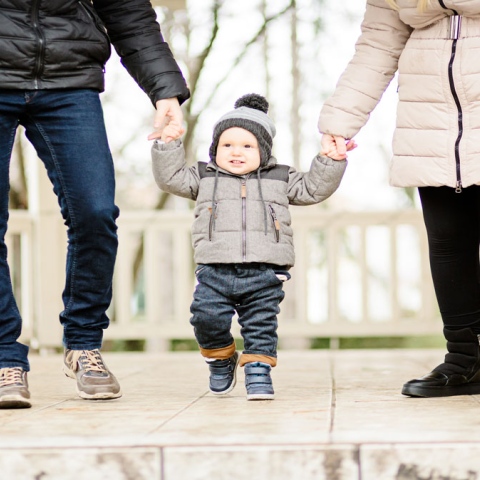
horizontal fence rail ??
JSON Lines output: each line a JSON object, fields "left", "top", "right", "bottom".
{"left": 7, "top": 207, "right": 439, "bottom": 349}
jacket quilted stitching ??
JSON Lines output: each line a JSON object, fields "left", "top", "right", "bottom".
{"left": 318, "top": 0, "right": 480, "bottom": 188}
{"left": 0, "top": 0, "right": 190, "bottom": 105}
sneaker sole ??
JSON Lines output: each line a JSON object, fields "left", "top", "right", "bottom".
{"left": 209, "top": 353, "right": 240, "bottom": 396}
{"left": 63, "top": 365, "right": 122, "bottom": 400}
{"left": 77, "top": 390, "right": 122, "bottom": 400}
{"left": 246, "top": 393, "right": 275, "bottom": 401}
{"left": 0, "top": 395, "right": 31, "bottom": 409}
{"left": 402, "top": 382, "right": 480, "bottom": 398}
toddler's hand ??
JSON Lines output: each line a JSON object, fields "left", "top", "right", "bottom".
{"left": 161, "top": 121, "right": 184, "bottom": 143}
{"left": 148, "top": 98, "right": 184, "bottom": 141}
{"left": 320, "top": 134, "right": 357, "bottom": 160}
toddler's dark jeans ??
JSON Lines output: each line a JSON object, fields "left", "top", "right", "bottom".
{"left": 190, "top": 263, "right": 290, "bottom": 361}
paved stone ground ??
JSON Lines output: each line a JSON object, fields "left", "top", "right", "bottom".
{"left": 1, "top": 350, "right": 480, "bottom": 479}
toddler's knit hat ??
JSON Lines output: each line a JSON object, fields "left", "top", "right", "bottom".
{"left": 209, "top": 93, "right": 276, "bottom": 166}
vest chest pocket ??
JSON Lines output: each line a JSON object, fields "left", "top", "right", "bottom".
{"left": 208, "top": 202, "right": 218, "bottom": 241}
{"left": 268, "top": 204, "right": 280, "bottom": 243}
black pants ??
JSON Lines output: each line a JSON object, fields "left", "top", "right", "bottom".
{"left": 419, "top": 186, "right": 480, "bottom": 330}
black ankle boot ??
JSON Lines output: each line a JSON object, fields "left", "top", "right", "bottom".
{"left": 402, "top": 327, "right": 480, "bottom": 397}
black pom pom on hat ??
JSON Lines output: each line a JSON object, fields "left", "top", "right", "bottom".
{"left": 234, "top": 93, "right": 269, "bottom": 114}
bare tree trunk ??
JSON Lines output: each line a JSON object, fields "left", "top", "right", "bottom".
{"left": 261, "top": 0, "right": 272, "bottom": 115}
{"left": 290, "top": 0, "right": 301, "bottom": 171}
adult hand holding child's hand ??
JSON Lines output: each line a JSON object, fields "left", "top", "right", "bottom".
{"left": 320, "top": 134, "right": 357, "bottom": 160}
{"left": 161, "top": 121, "right": 184, "bottom": 143}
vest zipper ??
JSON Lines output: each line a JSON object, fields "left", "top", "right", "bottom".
{"left": 440, "top": 3, "right": 463, "bottom": 192}
{"left": 241, "top": 179, "right": 247, "bottom": 262}
{"left": 31, "top": 0, "right": 46, "bottom": 89}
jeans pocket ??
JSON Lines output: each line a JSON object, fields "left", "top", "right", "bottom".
{"left": 271, "top": 269, "right": 291, "bottom": 283}
{"left": 78, "top": 1, "right": 111, "bottom": 58}
{"left": 195, "top": 264, "right": 207, "bottom": 277}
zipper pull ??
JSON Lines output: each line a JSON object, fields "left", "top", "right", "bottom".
{"left": 455, "top": 180, "right": 462, "bottom": 193}
{"left": 241, "top": 181, "right": 247, "bottom": 198}
{"left": 449, "top": 15, "right": 462, "bottom": 40}
{"left": 274, "top": 220, "right": 280, "bottom": 242}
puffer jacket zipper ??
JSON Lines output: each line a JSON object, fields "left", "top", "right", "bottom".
{"left": 241, "top": 179, "right": 247, "bottom": 262}
{"left": 440, "top": 2, "right": 463, "bottom": 192}
{"left": 31, "top": 0, "right": 46, "bottom": 89}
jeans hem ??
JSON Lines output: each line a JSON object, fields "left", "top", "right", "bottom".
{"left": 242, "top": 350, "right": 277, "bottom": 357}
{"left": 63, "top": 343, "right": 103, "bottom": 351}
{"left": 0, "top": 362, "right": 30, "bottom": 372}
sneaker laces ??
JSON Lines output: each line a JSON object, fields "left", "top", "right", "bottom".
{"left": 0, "top": 367, "right": 24, "bottom": 387}
{"left": 73, "top": 350, "right": 108, "bottom": 374}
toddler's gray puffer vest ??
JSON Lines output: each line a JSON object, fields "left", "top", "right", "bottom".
{"left": 152, "top": 140, "right": 347, "bottom": 267}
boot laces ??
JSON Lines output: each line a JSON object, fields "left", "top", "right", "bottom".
{"left": 74, "top": 350, "right": 107, "bottom": 373}
{"left": 0, "top": 367, "right": 24, "bottom": 387}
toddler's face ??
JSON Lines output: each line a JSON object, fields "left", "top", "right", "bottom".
{"left": 215, "top": 128, "right": 261, "bottom": 175}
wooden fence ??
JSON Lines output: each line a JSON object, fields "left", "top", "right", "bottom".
{"left": 8, "top": 207, "right": 439, "bottom": 349}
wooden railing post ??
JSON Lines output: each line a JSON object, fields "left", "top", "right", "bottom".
{"left": 28, "top": 158, "right": 66, "bottom": 349}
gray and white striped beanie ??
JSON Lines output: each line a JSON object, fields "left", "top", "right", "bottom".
{"left": 209, "top": 93, "right": 276, "bottom": 166}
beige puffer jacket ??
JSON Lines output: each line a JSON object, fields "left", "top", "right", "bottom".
{"left": 318, "top": 0, "right": 480, "bottom": 190}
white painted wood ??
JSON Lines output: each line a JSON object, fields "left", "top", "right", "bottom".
{"left": 6, "top": 207, "right": 440, "bottom": 347}
{"left": 28, "top": 159, "right": 65, "bottom": 347}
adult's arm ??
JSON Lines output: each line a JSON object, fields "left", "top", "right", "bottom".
{"left": 318, "top": 0, "right": 411, "bottom": 139}
{"left": 92, "top": 0, "right": 190, "bottom": 106}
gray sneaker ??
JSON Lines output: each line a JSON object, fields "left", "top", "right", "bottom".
{"left": 0, "top": 367, "right": 31, "bottom": 409}
{"left": 63, "top": 349, "right": 122, "bottom": 400}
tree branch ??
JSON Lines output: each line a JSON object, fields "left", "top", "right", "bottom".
{"left": 198, "top": 0, "right": 295, "bottom": 117}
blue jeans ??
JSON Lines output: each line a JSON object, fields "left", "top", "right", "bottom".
{"left": 0, "top": 89, "right": 119, "bottom": 370}
{"left": 190, "top": 264, "right": 289, "bottom": 358}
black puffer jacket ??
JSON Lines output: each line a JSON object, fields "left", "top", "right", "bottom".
{"left": 0, "top": 0, "right": 190, "bottom": 105}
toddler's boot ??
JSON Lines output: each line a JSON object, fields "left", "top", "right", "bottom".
{"left": 244, "top": 362, "right": 275, "bottom": 401}
{"left": 207, "top": 352, "right": 239, "bottom": 395}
